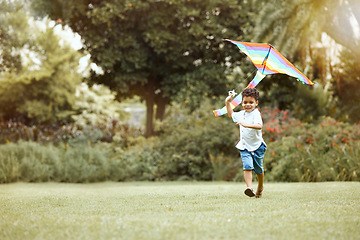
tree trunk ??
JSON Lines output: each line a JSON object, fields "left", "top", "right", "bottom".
{"left": 155, "top": 95, "right": 169, "bottom": 121}
{"left": 145, "top": 80, "right": 155, "bottom": 138}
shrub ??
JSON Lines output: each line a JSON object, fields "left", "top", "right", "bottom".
{"left": 0, "top": 107, "right": 359, "bottom": 183}
{"left": 152, "top": 103, "right": 239, "bottom": 180}
{"left": 0, "top": 119, "right": 143, "bottom": 147}
{"left": 0, "top": 141, "right": 112, "bottom": 183}
{"left": 0, "top": 141, "right": 61, "bottom": 183}
{"left": 60, "top": 144, "right": 111, "bottom": 183}
{"left": 264, "top": 117, "right": 360, "bottom": 182}
{"left": 111, "top": 142, "right": 162, "bottom": 181}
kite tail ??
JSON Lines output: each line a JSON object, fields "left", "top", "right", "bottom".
{"left": 213, "top": 94, "right": 242, "bottom": 116}
{"left": 213, "top": 71, "right": 266, "bottom": 116}
{"left": 246, "top": 71, "right": 266, "bottom": 88}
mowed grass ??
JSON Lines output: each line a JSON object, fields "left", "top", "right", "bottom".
{"left": 1, "top": 182, "right": 360, "bottom": 240}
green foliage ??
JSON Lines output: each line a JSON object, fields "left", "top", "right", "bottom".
{"left": 291, "top": 83, "right": 334, "bottom": 122}
{"left": 0, "top": 101, "right": 240, "bottom": 182}
{"left": 0, "top": 5, "right": 84, "bottom": 123}
{"left": 260, "top": 81, "right": 334, "bottom": 122}
{"left": 112, "top": 140, "right": 161, "bottom": 181}
{"left": 1, "top": 107, "right": 359, "bottom": 183}
{"left": 210, "top": 154, "right": 241, "bottom": 181}
{"left": 60, "top": 144, "right": 111, "bottom": 183}
{"left": 264, "top": 117, "right": 360, "bottom": 182}
{"left": 253, "top": 0, "right": 360, "bottom": 58}
{"left": 0, "top": 1, "right": 26, "bottom": 72}
{"left": 0, "top": 141, "right": 61, "bottom": 183}
{"left": 0, "top": 141, "right": 111, "bottom": 183}
{"left": 0, "top": 118, "right": 143, "bottom": 147}
{"left": 152, "top": 103, "right": 239, "bottom": 180}
{"left": 72, "top": 83, "right": 130, "bottom": 126}
{"left": 252, "top": 0, "right": 360, "bottom": 123}
{"left": 31, "top": 0, "right": 257, "bottom": 136}
{"left": 333, "top": 46, "right": 360, "bottom": 123}
{"left": 106, "top": 102, "right": 241, "bottom": 181}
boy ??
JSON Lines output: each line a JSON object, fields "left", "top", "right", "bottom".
{"left": 225, "top": 88, "right": 267, "bottom": 198}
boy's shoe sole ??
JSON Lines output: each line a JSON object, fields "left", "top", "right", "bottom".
{"left": 244, "top": 187, "right": 255, "bottom": 197}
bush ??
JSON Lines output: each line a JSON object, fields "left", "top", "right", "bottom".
{"left": 111, "top": 141, "right": 162, "bottom": 181}
{"left": 0, "top": 141, "right": 61, "bottom": 183}
{"left": 264, "top": 117, "right": 360, "bottom": 182}
{"left": 0, "top": 141, "right": 112, "bottom": 183}
{"left": 0, "top": 119, "right": 143, "bottom": 146}
{"left": 0, "top": 107, "right": 359, "bottom": 183}
{"left": 60, "top": 144, "right": 111, "bottom": 183}
{"left": 152, "top": 103, "right": 240, "bottom": 180}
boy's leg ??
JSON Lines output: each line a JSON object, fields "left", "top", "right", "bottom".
{"left": 255, "top": 172, "right": 264, "bottom": 198}
{"left": 244, "top": 170, "right": 255, "bottom": 197}
{"left": 244, "top": 170, "right": 253, "bottom": 188}
{"left": 240, "top": 150, "right": 253, "bottom": 188}
{"left": 253, "top": 143, "right": 266, "bottom": 198}
{"left": 240, "top": 150, "right": 256, "bottom": 197}
{"left": 256, "top": 172, "right": 264, "bottom": 191}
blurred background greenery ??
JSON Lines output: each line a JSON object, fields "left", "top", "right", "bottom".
{"left": 0, "top": 0, "right": 359, "bottom": 183}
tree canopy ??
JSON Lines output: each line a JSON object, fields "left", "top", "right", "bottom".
{"left": 253, "top": 0, "right": 360, "bottom": 58}
{"left": 31, "top": 0, "right": 257, "bottom": 136}
{"left": 253, "top": 0, "right": 360, "bottom": 122}
{"left": 0, "top": 2, "right": 84, "bottom": 123}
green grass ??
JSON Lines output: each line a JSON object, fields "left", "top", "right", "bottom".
{"left": 1, "top": 182, "right": 360, "bottom": 240}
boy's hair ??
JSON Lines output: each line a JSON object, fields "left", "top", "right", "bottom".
{"left": 241, "top": 88, "right": 259, "bottom": 101}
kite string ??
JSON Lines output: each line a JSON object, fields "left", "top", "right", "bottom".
{"left": 230, "top": 68, "right": 258, "bottom": 94}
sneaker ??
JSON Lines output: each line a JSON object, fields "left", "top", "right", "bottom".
{"left": 244, "top": 187, "right": 255, "bottom": 197}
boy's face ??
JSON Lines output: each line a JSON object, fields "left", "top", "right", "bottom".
{"left": 242, "top": 96, "right": 258, "bottom": 112}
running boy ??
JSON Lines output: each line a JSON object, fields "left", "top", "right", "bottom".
{"left": 225, "top": 88, "right": 267, "bottom": 198}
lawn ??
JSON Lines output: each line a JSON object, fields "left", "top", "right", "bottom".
{"left": 1, "top": 182, "right": 359, "bottom": 240}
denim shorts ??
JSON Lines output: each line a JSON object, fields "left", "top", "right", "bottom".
{"left": 239, "top": 142, "right": 267, "bottom": 174}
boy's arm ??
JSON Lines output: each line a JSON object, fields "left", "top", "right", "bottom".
{"left": 225, "top": 94, "right": 233, "bottom": 118}
{"left": 237, "top": 110, "right": 263, "bottom": 129}
{"left": 236, "top": 122, "right": 262, "bottom": 129}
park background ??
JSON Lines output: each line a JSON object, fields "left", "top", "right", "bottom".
{"left": 1, "top": 0, "right": 360, "bottom": 183}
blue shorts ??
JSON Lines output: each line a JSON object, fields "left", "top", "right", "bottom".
{"left": 239, "top": 142, "right": 267, "bottom": 174}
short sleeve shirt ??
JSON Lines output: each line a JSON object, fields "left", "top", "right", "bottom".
{"left": 232, "top": 109, "right": 266, "bottom": 151}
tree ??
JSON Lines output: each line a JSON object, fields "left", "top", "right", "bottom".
{"left": 31, "top": 0, "right": 256, "bottom": 137}
{"left": 249, "top": 0, "right": 360, "bottom": 121}
{"left": 0, "top": 1, "right": 26, "bottom": 72}
{"left": 253, "top": 0, "right": 360, "bottom": 59}
{"left": 0, "top": 1, "right": 84, "bottom": 123}
{"left": 332, "top": 45, "right": 360, "bottom": 122}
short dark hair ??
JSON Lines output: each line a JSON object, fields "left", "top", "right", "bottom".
{"left": 241, "top": 88, "right": 259, "bottom": 101}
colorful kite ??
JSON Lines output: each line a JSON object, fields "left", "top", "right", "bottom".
{"left": 213, "top": 39, "right": 314, "bottom": 117}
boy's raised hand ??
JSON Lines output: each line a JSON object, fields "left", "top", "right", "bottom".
{"left": 225, "top": 94, "right": 233, "bottom": 103}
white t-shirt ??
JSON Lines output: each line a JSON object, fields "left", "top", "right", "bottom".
{"left": 232, "top": 109, "right": 266, "bottom": 151}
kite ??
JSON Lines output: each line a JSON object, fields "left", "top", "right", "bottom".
{"left": 213, "top": 39, "right": 314, "bottom": 117}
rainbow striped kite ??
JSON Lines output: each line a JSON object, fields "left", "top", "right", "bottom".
{"left": 213, "top": 39, "right": 314, "bottom": 117}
